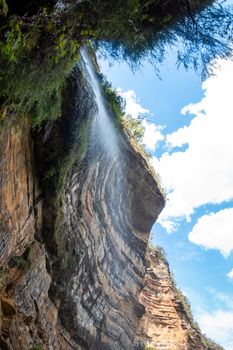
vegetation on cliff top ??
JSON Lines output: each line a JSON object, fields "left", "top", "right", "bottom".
{"left": 1, "top": 0, "right": 233, "bottom": 128}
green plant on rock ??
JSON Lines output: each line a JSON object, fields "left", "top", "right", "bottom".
{"left": 43, "top": 117, "right": 90, "bottom": 199}
{"left": 173, "top": 284, "right": 201, "bottom": 332}
{"left": 0, "top": 0, "right": 8, "bottom": 17}
{"left": 8, "top": 247, "right": 31, "bottom": 271}
{"left": 0, "top": 19, "right": 23, "bottom": 62}
{"left": 1, "top": 0, "right": 233, "bottom": 129}
{"left": 31, "top": 345, "right": 44, "bottom": 350}
{"left": 0, "top": 45, "right": 80, "bottom": 127}
{"left": 122, "top": 116, "right": 145, "bottom": 143}
{"left": 0, "top": 269, "right": 6, "bottom": 291}
{"left": 0, "top": 13, "right": 82, "bottom": 127}
{"left": 99, "top": 73, "right": 125, "bottom": 122}
{"left": 147, "top": 240, "right": 156, "bottom": 253}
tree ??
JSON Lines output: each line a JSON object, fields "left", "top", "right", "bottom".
{"left": 88, "top": 0, "right": 233, "bottom": 77}
{"left": 1, "top": 0, "right": 233, "bottom": 125}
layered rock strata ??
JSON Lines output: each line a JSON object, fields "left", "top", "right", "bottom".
{"left": 38, "top": 64, "right": 165, "bottom": 349}
{"left": 0, "top": 121, "right": 42, "bottom": 266}
{"left": 134, "top": 249, "right": 224, "bottom": 350}
{"left": 0, "top": 122, "right": 61, "bottom": 349}
{"left": 0, "top": 58, "right": 223, "bottom": 350}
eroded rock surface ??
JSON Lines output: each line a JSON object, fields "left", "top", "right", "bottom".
{"left": 52, "top": 146, "right": 164, "bottom": 350}
{"left": 4, "top": 242, "right": 59, "bottom": 350}
{"left": 0, "top": 59, "right": 223, "bottom": 350}
{"left": 0, "top": 122, "right": 42, "bottom": 266}
{"left": 134, "top": 249, "right": 224, "bottom": 350}
{"left": 44, "top": 78, "right": 165, "bottom": 349}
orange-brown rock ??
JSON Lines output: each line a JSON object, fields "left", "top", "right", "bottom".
{"left": 0, "top": 121, "right": 42, "bottom": 266}
{"left": 134, "top": 249, "right": 224, "bottom": 350}
{"left": 0, "top": 241, "right": 60, "bottom": 350}
{"left": 0, "top": 60, "right": 224, "bottom": 350}
{"left": 35, "top": 65, "right": 165, "bottom": 350}
{"left": 0, "top": 123, "right": 59, "bottom": 349}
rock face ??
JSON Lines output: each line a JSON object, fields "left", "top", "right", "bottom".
{"left": 39, "top": 64, "right": 165, "bottom": 349}
{"left": 0, "top": 122, "right": 59, "bottom": 349}
{"left": 51, "top": 140, "right": 164, "bottom": 350}
{"left": 0, "top": 121, "right": 42, "bottom": 267}
{"left": 134, "top": 249, "right": 223, "bottom": 350}
{"left": 0, "top": 57, "right": 224, "bottom": 350}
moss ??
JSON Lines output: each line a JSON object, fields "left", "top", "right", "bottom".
{"left": 0, "top": 13, "right": 82, "bottom": 127}
{"left": 0, "top": 269, "right": 6, "bottom": 291}
{"left": 0, "top": 0, "right": 8, "bottom": 16}
{"left": 8, "top": 247, "right": 31, "bottom": 271}
{"left": 98, "top": 73, "right": 125, "bottom": 122}
{"left": 44, "top": 117, "right": 90, "bottom": 198}
{"left": 147, "top": 241, "right": 156, "bottom": 253}
{"left": 171, "top": 280, "right": 202, "bottom": 334}
{"left": 30, "top": 346, "right": 44, "bottom": 350}
{"left": 122, "top": 117, "right": 145, "bottom": 143}
{"left": 0, "top": 46, "right": 80, "bottom": 127}
{"left": 202, "top": 337, "right": 224, "bottom": 350}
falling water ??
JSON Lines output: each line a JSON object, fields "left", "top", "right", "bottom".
{"left": 81, "top": 49, "right": 120, "bottom": 157}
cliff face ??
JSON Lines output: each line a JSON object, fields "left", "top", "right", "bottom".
{"left": 0, "top": 122, "right": 60, "bottom": 349}
{"left": 0, "top": 58, "right": 223, "bottom": 350}
{"left": 134, "top": 249, "right": 223, "bottom": 350}
{"left": 38, "top": 64, "right": 165, "bottom": 350}
{"left": 0, "top": 122, "right": 42, "bottom": 266}
{"left": 50, "top": 135, "right": 164, "bottom": 350}
{"left": 0, "top": 63, "right": 165, "bottom": 349}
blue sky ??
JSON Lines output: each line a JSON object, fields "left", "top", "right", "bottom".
{"left": 99, "top": 50, "right": 233, "bottom": 349}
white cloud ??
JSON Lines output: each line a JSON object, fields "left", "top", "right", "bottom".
{"left": 119, "top": 89, "right": 164, "bottom": 150}
{"left": 206, "top": 288, "right": 233, "bottom": 309}
{"left": 184, "top": 288, "right": 233, "bottom": 350}
{"left": 197, "top": 309, "right": 233, "bottom": 350}
{"left": 142, "top": 119, "right": 164, "bottom": 151}
{"left": 152, "top": 59, "right": 233, "bottom": 231}
{"left": 188, "top": 208, "right": 233, "bottom": 257}
{"left": 227, "top": 268, "right": 233, "bottom": 279}
{"left": 119, "top": 89, "right": 149, "bottom": 118}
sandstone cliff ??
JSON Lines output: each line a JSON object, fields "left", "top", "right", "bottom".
{"left": 34, "top": 61, "right": 165, "bottom": 350}
{"left": 134, "top": 248, "right": 224, "bottom": 350}
{"left": 0, "top": 57, "right": 223, "bottom": 350}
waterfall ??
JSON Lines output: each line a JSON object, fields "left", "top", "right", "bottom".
{"left": 81, "top": 49, "right": 120, "bottom": 157}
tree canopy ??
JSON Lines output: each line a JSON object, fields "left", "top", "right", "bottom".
{"left": 88, "top": 0, "right": 233, "bottom": 77}
{"left": 1, "top": 0, "right": 233, "bottom": 125}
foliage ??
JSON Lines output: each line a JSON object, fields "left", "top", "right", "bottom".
{"left": 43, "top": 118, "right": 90, "bottom": 198}
{"left": 122, "top": 117, "right": 145, "bottom": 143}
{"left": 147, "top": 240, "right": 156, "bottom": 252}
{"left": 0, "top": 0, "right": 8, "bottom": 16}
{"left": 0, "top": 12, "right": 80, "bottom": 127}
{"left": 98, "top": 76, "right": 165, "bottom": 194}
{"left": 98, "top": 72, "right": 146, "bottom": 141}
{"left": 1, "top": 0, "right": 233, "bottom": 128}
{"left": 8, "top": 246, "right": 31, "bottom": 271}
{"left": 30, "top": 345, "right": 44, "bottom": 350}
{"left": 154, "top": 245, "right": 167, "bottom": 258}
{"left": 99, "top": 73, "right": 125, "bottom": 121}
{"left": 93, "top": 0, "right": 233, "bottom": 78}
{"left": 0, "top": 269, "right": 6, "bottom": 291}
{"left": 147, "top": 243, "right": 168, "bottom": 266}
{"left": 174, "top": 286, "right": 201, "bottom": 331}
{"left": 202, "top": 336, "right": 225, "bottom": 350}
{"left": 0, "top": 20, "right": 80, "bottom": 127}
